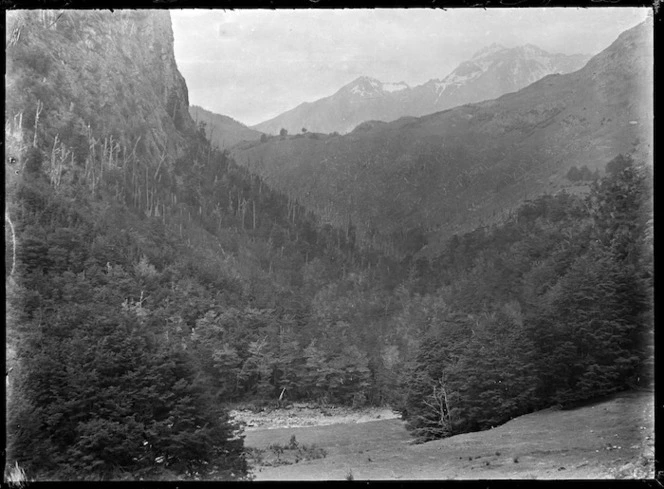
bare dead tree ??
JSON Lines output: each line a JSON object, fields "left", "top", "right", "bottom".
{"left": 33, "top": 100, "right": 43, "bottom": 148}
{"left": 6, "top": 18, "right": 23, "bottom": 48}
{"left": 415, "top": 374, "right": 453, "bottom": 440}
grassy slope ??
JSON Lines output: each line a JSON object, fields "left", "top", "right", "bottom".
{"left": 244, "top": 390, "right": 654, "bottom": 480}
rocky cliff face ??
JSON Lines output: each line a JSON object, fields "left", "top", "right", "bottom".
{"left": 6, "top": 10, "right": 195, "bottom": 183}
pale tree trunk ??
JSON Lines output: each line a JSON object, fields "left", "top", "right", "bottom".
{"left": 421, "top": 374, "right": 453, "bottom": 437}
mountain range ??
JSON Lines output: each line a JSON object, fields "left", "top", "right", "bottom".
{"left": 233, "top": 21, "right": 653, "bottom": 257}
{"left": 251, "top": 44, "right": 590, "bottom": 135}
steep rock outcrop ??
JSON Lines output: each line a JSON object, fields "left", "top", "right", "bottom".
{"left": 6, "top": 10, "right": 195, "bottom": 183}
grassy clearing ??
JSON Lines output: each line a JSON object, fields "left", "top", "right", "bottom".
{"left": 245, "top": 390, "right": 654, "bottom": 480}
{"left": 246, "top": 435, "right": 327, "bottom": 474}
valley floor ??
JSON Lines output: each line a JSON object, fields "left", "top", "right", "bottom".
{"left": 242, "top": 390, "right": 654, "bottom": 480}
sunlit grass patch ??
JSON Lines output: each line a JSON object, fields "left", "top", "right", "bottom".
{"left": 246, "top": 435, "right": 328, "bottom": 470}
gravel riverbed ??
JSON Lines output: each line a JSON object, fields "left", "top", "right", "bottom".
{"left": 230, "top": 403, "right": 400, "bottom": 431}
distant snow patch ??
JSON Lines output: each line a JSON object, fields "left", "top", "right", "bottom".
{"left": 383, "top": 82, "right": 410, "bottom": 93}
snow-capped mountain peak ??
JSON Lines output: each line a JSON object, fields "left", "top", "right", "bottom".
{"left": 346, "top": 76, "right": 383, "bottom": 97}
{"left": 252, "top": 44, "right": 590, "bottom": 135}
{"left": 345, "top": 76, "right": 410, "bottom": 97}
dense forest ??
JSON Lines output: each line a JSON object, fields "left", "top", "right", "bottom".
{"left": 5, "top": 10, "right": 653, "bottom": 481}
{"left": 398, "top": 154, "right": 653, "bottom": 440}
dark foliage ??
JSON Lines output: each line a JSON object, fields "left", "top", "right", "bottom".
{"left": 402, "top": 157, "right": 652, "bottom": 440}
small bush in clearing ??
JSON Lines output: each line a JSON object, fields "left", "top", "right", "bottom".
{"left": 246, "top": 438, "right": 327, "bottom": 470}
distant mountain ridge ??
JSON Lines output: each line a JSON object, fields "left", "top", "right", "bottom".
{"left": 234, "top": 21, "right": 652, "bottom": 257}
{"left": 251, "top": 44, "right": 590, "bottom": 135}
{"left": 190, "top": 105, "right": 263, "bottom": 149}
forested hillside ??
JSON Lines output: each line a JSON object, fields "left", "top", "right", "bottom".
{"left": 232, "top": 21, "right": 652, "bottom": 258}
{"left": 5, "top": 10, "right": 340, "bottom": 480}
{"left": 5, "top": 10, "right": 653, "bottom": 481}
{"left": 189, "top": 105, "right": 263, "bottom": 150}
{"left": 398, "top": 155, "right": 653, "bottom": 440}
{"left": 5, "top": 10, "right": 250, "bottom": 480}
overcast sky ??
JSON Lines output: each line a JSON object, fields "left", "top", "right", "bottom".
{"left": 171, "top": 8, "right": 649, "bottom": 127}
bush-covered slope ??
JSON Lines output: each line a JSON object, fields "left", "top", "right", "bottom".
{"left": 5, "top": 10, "right": 251, "bottom": 480}
{"left": 232, "top": 21, "right": 652, "bottom": 258}
{"left": 397, "top": 156, "right": 653, "bottom": 441}
{"left": 5, "top": 11, "right": 403, "bottom": 478}
{"left": 189, "top": 105, "right": 263, "bottom": 150}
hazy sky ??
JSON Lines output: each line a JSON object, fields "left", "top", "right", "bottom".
{"left": 171, "top": 8, "right": 649, "bottom": 126}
